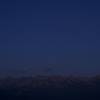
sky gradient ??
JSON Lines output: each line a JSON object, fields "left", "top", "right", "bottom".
{"left": 0, "top": 0, "right": 100, "bottom": 77}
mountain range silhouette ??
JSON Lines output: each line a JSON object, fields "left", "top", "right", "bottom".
{"left": 0, "top": 75, "right": 100, "bottom": 100}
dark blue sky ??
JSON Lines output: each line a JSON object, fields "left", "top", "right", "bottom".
{"left": 0, "top": 0, "right": 100, "bottom": 76}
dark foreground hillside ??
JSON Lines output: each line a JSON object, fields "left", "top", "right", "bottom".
{"left": 0, "top": 75, "right": 100, "bottom": 100}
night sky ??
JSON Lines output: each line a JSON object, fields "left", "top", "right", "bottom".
{"left": 0, "top": 0, "right": 100, "bottom": 77}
